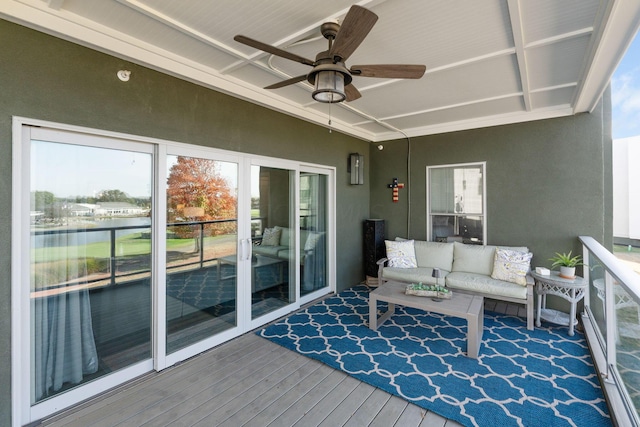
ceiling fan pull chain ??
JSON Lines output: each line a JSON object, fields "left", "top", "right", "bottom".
{"left": 328, "top": 102, "right": 333, "bottom": 133}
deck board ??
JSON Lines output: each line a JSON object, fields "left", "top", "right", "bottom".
{"left": 369, "top": 395, "right": 410, "bottom": 427}
{"left": 318, "top": 381, "right": 377, "bottom": 427}
{"left": 36, "top": 298, "right": 517, "bottom": 427}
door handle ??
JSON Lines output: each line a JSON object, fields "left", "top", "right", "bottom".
{"left": 245, "top": 238, "right": 252, "bottom": 261}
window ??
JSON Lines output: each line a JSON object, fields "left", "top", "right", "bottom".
{"left": 427, "top": 162, "right": 486, "bottom": 244}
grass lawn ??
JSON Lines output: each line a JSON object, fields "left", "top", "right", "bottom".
{"left": 32, "top": 232, "right": 235, "bottom": 262}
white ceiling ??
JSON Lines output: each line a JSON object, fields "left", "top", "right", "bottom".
{"left": 2, "top": 0, "right": 640, "bottom": 141}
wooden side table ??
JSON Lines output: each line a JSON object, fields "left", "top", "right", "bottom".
{"left": 531, "top": 271, "right": 587, "bottom": 336}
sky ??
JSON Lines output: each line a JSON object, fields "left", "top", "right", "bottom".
{"left": 30, "top": 140, "right": 248, "bottom": 199}
{"left": 612, "top": 31, "right": 640, "bottom": 139}
{"left": 31, "top": 140, "right": 153, "bottom": 198}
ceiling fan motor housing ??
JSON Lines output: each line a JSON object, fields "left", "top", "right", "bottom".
{"left": 320, "top": 22, "right": 340, "bottom": 40}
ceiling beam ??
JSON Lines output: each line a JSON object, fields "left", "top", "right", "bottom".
{"left": 506, "top": 0, "right": 531, "bottom": 111}
{"left": 573, "top": 0, "right": 640, "bottom": 113}
{"left": 116, "top": 0, "right": 249, "bottom": 59}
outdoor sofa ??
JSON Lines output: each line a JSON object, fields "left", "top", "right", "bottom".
{"left": 377, "top": 240, "right": 535, "bottom": 330}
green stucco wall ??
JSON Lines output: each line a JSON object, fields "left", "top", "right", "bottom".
{"left": 0, "top": 19, "right": 371, "bottom": 425}
{"left": 370, "top": 95, "right": 613, "bottom": 271}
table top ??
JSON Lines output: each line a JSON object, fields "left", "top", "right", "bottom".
{"left": 372, "top": 280, "right": 482, "bottom": 317}
{"left": 530, "top": 270, "right": 588, "bottom": 288}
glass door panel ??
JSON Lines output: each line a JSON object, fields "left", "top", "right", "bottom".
{"left": 250, "top": 165, "right": 296, "bottom": 319}
{"left": 165, "top": 155, "right": 239, "bottom": 353}
{"left": 30, "top": 140, "right": 152, "bottom": 404}
{"left": 300, "top": 173, "right": 328, "bottom": 296}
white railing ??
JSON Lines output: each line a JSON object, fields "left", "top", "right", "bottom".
{"left": 580, "top": 236, "right": 640, "bottom": 426}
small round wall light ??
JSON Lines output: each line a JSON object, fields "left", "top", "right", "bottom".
{"left": 377, "top": 144, "right": 384, "bottom": 151}
{"left": 117, "top": 70, "right": 131, "bottom": 82}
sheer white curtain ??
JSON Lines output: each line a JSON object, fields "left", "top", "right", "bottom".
{"left": 31, "top": 230, "right": 98, "bottom": 402}
{"left": 302, "top": 174, "right": 327, "bottom": 293}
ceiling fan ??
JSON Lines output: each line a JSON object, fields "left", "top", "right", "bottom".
{"left": 234, "top": 5, "right": 426, "bottom": 103}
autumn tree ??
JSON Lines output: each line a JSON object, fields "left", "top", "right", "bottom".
{"left": 166, "top": 157, "right": 237, "bottom": 233}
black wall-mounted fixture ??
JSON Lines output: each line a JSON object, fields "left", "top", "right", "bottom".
{"left": 348, "top": 153, "right": 364, "bottom": 185}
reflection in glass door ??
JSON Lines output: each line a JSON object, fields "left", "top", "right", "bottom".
{"left": 165, "top": 156, "right": 238, "bottom": 353}
{"left": 29, "top": 139, "right": 153, "bottom": 404}
{"left": 300, "top": 173, "right": 328, "bottom": 296}
{"left": 250, "top": 165, "right": 296, "bottom": 319}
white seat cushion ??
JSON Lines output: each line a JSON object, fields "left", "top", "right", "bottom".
{"left": 445, "top": 271, "right": 528, "bottom": 300}
{"left": 382, "top": 267, "right": 450, "bottom": 285}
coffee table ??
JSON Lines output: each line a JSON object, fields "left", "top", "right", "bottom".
{"left": 369, "top": 280, "right": 484, "bottom": 358}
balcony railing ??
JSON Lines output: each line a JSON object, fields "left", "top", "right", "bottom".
{"left": 580, "top": 235, "right": 640, "bottom": 426}
{"left": 31, "top": 218, "right": 239, "bottom": 291}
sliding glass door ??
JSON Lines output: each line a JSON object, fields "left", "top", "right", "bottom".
{"left": 250, "top": 164, "right": 296, "bottom": 319}
{"left": 14, "top": 120, "right": 335, "bottom": 424}
{"left": 165, "top": 154, "right": 239, "bottom": 354}
{"left": 26, "top": 129, "right": 154, "bottom": 411}
{"left": 300, "top": 171, "right": 329, "bottom": 297}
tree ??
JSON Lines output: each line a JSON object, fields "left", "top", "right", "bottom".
{"left": 166, "top": 157, "right": 237, "bottom": 230}
{"left": 31, "top": 191, "right": 55, "bottom": 211}
{"left": 96, "top": 189, "right": 133, "bottom": 203}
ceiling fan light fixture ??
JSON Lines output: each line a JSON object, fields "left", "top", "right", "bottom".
{"left": 313, "top": 70, "right": 345, "bottom": 103}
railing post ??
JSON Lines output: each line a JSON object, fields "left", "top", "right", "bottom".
{"left": 605, "top": 270, "right": 617, "bottom": 381}
{"left": 199, "top": 222, "right": 204, "bottom": 268}
{"left": 110, "top": 228, "right": 117, "bottom": 286}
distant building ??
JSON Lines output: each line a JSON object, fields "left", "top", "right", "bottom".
{"left": 95, "top": 202, "right": 146, "bottom": 217}
{"left": 64, "top": 202, "right": 146, "bottom": 217}
{"left": 613, "top": 135, "right": 640, "bottom": 246}
{"left": 66, "top": 203, "right": 97, "bottom": 216}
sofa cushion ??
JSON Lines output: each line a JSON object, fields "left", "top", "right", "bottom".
{"left": 445, "top": 271, "right": 528, "bottom": 299}
{"left": 452, "top": 242, "right": 529, "bottom": 275}
{"left": 385, "top": 240, "right": 417, "bottom": 268}
{"left": 273, "top": 226, "right": 293, "bottom": 247}
{"left": 491, "top": 248, "right": 533, "bottom": 286}
{"left": 261, "top": 227, "right": 282, "bottom": 246}
{"left": 382, "top": 267, "right": 450, "bottom": 285}
{"left": 413, "top": 241, "right": 454, "bottom": 271}
{"left": 451, "top": 242, "right": 496, "bottom": 275}
{"left": 253, "top": 245, "right": 286, "bottom": 258}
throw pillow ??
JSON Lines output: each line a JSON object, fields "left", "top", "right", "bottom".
{"left": 491, "top": 247, "right": 533, "bottom": 286}
{"left": 304, "top": 232, "right": 323, "bottom": 251}
{"left": 385, "top": 239, "right": 417, "bottom": 268}
{"left": 261, "top": 227, "right": 282, "bottom": 246}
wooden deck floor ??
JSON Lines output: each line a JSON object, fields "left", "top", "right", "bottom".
{"left": 35, "top": 299, "right": 524, "bottom": 427}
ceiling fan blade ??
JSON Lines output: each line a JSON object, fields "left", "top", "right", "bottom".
{"left": 234, "top": 35, "right": 315, "bottom": 66}
{"left": 345, "top": 84, "right": 362, "bottom": 102}
{"left": 264, "top": 74, "right": 309, "bottom": 89}
{"left": 330, "top": 5, "right": 378, "bottom": 62}
{"left": 350, "top": 64, "right": 426, "bottom": 79}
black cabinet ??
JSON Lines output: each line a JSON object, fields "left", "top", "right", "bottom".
{"left": 363, "top": 219, "right": 385, "bottom": 281}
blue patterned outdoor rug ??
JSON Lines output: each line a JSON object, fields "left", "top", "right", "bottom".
{"left": 258, "top": 286, "right": 611, "bottom": 427}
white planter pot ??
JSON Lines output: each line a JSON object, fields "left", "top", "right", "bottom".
{"left": 559, "top": 266, "right": 576, "bottom": 279}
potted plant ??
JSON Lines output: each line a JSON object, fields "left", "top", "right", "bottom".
{"left": 549, "top": 251, "right": 584, "bottom": 279}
